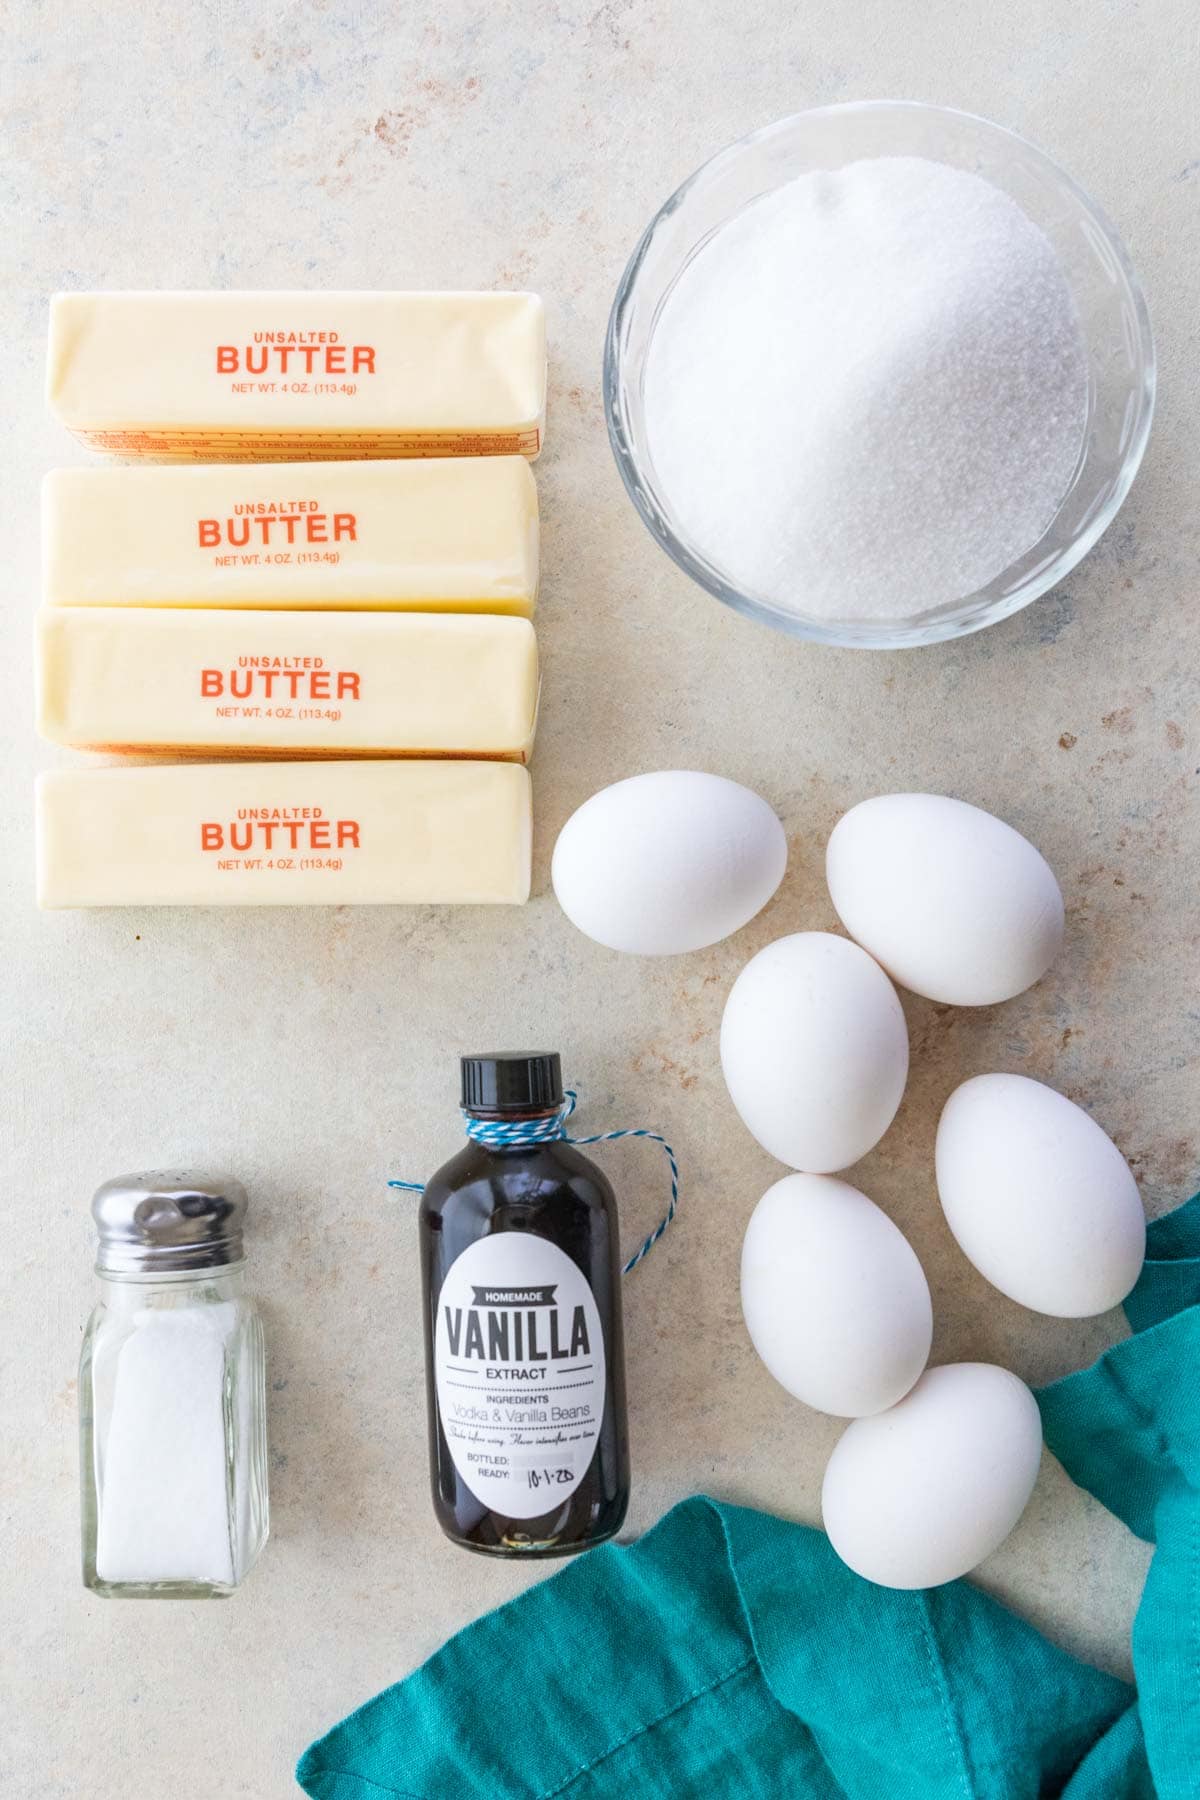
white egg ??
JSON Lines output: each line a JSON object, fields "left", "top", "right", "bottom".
{"left": 826, "top": 792, "right": 1064, "bottom": 1005}
{"left": 936, "top": 1073, "right": 1145, "bottom": 1317}
{"left": 551, "top": 771, "right": 787, "bottom": 956}
{"left": 821, "top": 1362, "right": 1043, "bottom": 1588}
{"left": 741, "top": 1173, "right": 932, "bottom": 1416}
{"left": 720, "top": 932, "right": 909, "bottom": 1173}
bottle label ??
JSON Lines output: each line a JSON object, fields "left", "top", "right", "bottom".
{"left": 434, "top": 1233, "right": 606, "bottom": 1520}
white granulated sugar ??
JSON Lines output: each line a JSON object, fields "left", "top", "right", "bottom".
{"left": 644, "top": 157, "right": 1088, "bottom": 622}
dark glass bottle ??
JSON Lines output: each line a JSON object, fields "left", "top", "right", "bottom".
{"left": 419, "top": 1052, "right": 630, "bottom": 1557}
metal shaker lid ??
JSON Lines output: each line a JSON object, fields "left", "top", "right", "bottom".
{"left": 91, "top": 1170, "right": 248, "bottom": 1275}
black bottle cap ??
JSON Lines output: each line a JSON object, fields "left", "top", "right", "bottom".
{"left": 461, "top": 1052, "right": 563, "bottom": 1115}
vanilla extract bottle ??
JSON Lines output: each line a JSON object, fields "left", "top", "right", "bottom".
{"left": 419, "top": 1053, "right": 630, "bottom": 1557}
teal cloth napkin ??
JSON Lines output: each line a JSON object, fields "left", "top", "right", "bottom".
{"left": 298, "top": 1194, "right": 1200, "bottom": 1799}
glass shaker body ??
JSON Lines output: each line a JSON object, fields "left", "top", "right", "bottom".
{"left": 80, "top": 1172, "right": 269, "bottom": 1598}
{"left": 80, "top": 1266, "right": 269, "bottom": 1597}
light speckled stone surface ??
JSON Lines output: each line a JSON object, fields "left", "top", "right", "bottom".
{"left": 3, "top": 3, "right": 1197, "bottom": 1793}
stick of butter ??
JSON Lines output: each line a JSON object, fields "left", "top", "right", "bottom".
{"left": 37, "top": 609, "right": 539, "bottom": 761}
{"left": 37, "top": 761, "right": 531, "bottom": 908}
{"left": 43, "top": 459, "right": 538, "bottom": 614}
{"left": 47, "top": 291, "right": 546, "bottom": 461}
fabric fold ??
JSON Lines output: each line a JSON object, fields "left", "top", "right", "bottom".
{"left": 1037, "top": 1193, "right": 1200, "bottom": 1798}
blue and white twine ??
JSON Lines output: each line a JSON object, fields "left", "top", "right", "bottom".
{"left": 389, "top": 1090, "right": 679, "bottom": 1275}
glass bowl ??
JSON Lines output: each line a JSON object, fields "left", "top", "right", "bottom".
{"left": 604, "top": 101, "right": 1155, "bottom": 649}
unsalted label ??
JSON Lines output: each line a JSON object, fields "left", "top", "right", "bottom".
{"left": 433, "top": 1234, "right": 605, "bottom": 1519}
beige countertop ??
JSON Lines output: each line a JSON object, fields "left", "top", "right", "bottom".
{"left": 3, "top": 3, "right": 1197, "bottom": 1793}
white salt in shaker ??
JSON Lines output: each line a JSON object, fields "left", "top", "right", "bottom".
{"left": 79, "top": 1170, "right": 269, "bottom": 1597}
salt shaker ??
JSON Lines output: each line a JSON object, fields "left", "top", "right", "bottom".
{"left": 79, "top": 1170, "right": 269, "bottom": 1597}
